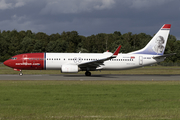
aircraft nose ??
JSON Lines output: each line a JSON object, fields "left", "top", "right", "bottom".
{"left": 3, "top": 60, "right": 8, "bottom": 66}
{"left": 3, "top": 60, "right": 11, "bottom": 67}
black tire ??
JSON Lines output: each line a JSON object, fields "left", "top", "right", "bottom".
{"left": 85, "top": 71, "right": 91, "bottom": 76}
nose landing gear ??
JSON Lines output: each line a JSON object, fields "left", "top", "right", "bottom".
{"left": 13, "top": 68, "right": 23, "bottom": 76}
{"left": 19, "top": 71, "right": 23, "bottom": 76}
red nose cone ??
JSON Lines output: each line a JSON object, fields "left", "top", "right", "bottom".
{"left": 3, "top": 60, "right": 11, "bottom": 67}
{"left": 3, "top": 60, "right": 8, "bottom": 66}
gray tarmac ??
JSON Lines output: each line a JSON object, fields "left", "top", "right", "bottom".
{"left": 0, "top": 74, "right": 180, "bottom": 80}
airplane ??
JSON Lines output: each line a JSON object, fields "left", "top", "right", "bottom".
{"left": 3, "top": 24, "right": 175, "bottom": 76}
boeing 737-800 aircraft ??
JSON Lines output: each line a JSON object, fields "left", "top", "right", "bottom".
{"left": 3, "top": 24, "right": 174, "bottom": 76}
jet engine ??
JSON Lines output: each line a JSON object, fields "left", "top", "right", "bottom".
{"left": 61, "top": 64, "right": 79, "bottom": 73}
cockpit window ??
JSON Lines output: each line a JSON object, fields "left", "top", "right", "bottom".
{"left": 10, "top": 57, "right": 17, "bottom": 60}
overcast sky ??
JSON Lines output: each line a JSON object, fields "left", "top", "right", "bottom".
{"left": 0, "top": 0, "right": 179, "bottom": 39}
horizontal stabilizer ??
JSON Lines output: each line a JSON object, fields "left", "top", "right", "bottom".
{"left": 153, "top": 53, "right": 176, "bottom": 59}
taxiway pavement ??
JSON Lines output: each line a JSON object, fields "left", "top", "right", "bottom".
{"left": 0, "top": 74, "right": 180, "bottom": 80}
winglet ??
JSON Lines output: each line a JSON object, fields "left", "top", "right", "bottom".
{"left": 112, "top": 45, "right": 121, "bottom": 57}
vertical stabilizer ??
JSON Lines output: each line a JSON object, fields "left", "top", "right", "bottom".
{"left": 128, "top": 24, "right": 171, "bottom": 55}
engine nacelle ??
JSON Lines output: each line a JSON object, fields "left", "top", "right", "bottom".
{"left": 61, "top": 64, "right": 79, "bottom": 73}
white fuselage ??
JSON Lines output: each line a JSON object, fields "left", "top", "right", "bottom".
{"left": 45, "top": 52, "right": 164, "bottom": 70}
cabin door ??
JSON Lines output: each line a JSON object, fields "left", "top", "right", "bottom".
{"left": 23, "top": 54, "right": 27, "bottom": 65}
{"left": 139, "top": 56, "right": 143, "bottom": 65}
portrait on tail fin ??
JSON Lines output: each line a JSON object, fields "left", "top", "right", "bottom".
{"left": 152, "top": 36, "right": 165, "bottom": 54}
{"left": 128, "top": 24, "right": 171, "bottom": 55}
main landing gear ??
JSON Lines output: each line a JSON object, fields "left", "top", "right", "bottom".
{"left": 85, "top": 71, "right": 91, "bottom": 76}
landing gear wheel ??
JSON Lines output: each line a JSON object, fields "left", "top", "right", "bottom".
{"left": 19, "top": 72, "right": 23, "bottom": 76}
{"left": 85, "top": 71, "right": 91, "bottom": 76}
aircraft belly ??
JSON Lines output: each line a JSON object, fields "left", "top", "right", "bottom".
{"left": 101, "top": 61, "right": 138, "bottom": 70}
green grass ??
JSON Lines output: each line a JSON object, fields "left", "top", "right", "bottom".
{"left": 1, "top": 81, "right": 180, "bottom": 120}
{"left": 1, "top": 64, "right": 180, "bottom": 75}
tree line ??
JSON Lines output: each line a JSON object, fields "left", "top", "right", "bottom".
{"left": 0, "top": 30, "right": 179, "bottom": 65}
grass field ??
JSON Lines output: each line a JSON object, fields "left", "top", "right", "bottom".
{"left": 1, "top": 64, "right": 180, "bottom": 120}
{"left": 1, "top": 81, "right": 180, "bottom": 120}
{"left": 1, "top": 64, "right": 180, "bottom": 75}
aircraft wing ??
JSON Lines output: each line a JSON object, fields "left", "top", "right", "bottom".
{"left": 78, "top": 46, "right": 121, "bottom": 68}
{"left": 153, "top": 53, "right": 176, "bottom": 59}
